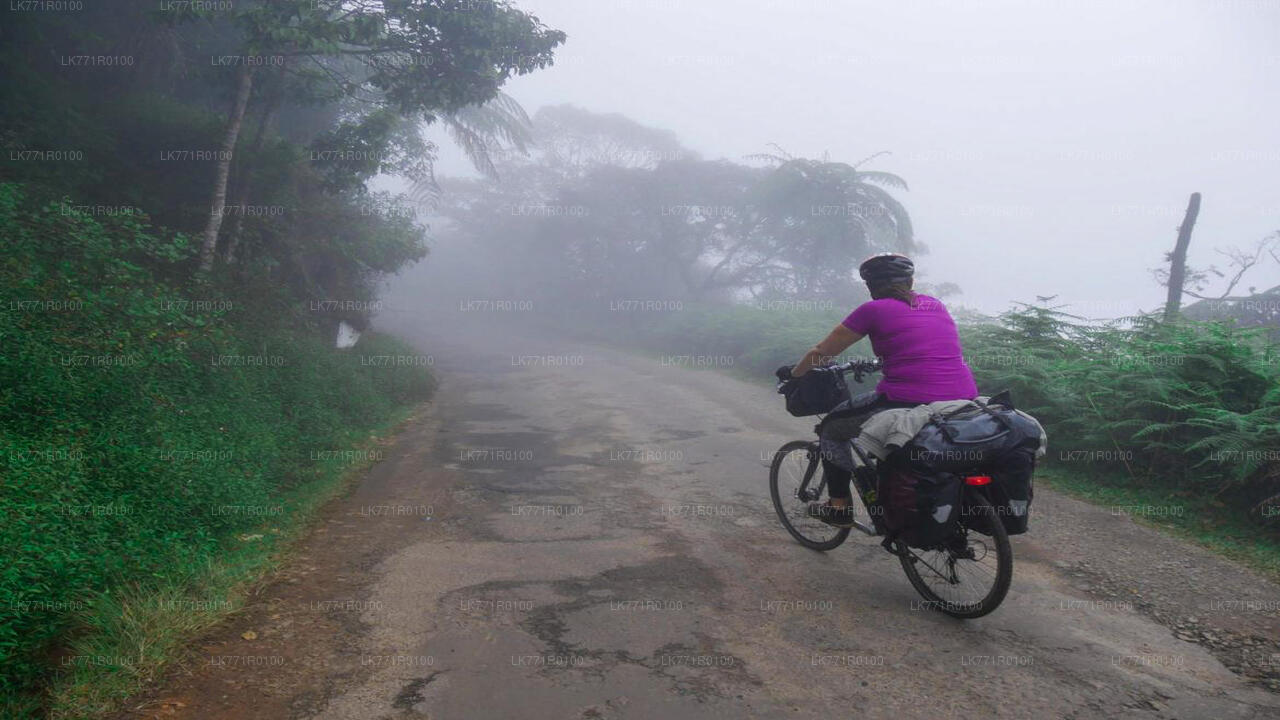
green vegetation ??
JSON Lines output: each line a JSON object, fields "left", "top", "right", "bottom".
{"left": 37, "top": 404, "right": 413, "bottom": 720}
{"left": 963, "top": 306, "right": 1280, "bottom": 512}
{"left": 0, "top": 183, "right": 434, "bottom": 711}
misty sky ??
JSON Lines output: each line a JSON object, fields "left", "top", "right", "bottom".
{"left": 425, "top": 0, "right": 1280, "bottom": 318}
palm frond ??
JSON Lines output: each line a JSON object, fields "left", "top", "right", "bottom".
{"left": 856, "top": 170, "right": 910, "bottom": 191}
{"left": 442, "top": 91, "right": 535, "bottom": 180}
{"left": 854, "top": 183, "right": 914, "bottom": 246}
{"left": 851, "top": 150, "right": 892, "bottom": 169}
{"left": 744, "top": 143, "right": 796, "bottom": 166}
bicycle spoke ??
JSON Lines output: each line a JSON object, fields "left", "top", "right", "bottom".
{"left": 908, "top": 528, "right": 1003, "bottom": 609}
{"left": 909, "top": 553, "right": 947, "bottom": 582}
{"left": 770, "top": 443, "right": 850, "bottom": 550}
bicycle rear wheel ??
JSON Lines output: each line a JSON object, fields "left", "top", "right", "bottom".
{"left": 898, "top": 493, "right": 1012, "bottom": 618}
{"left": 769, "top": 440, "right": 851, "bottom": 551}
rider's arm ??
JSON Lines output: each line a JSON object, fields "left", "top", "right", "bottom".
{"left": 791, "top": 324, "right": 863, "bottom": 376}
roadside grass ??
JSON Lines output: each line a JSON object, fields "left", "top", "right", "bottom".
{"left": 1037, "top": 468, "right": 1280, "bottom": 583}
{"left": 39, "top": 404, "right": 422, "bottom": 720}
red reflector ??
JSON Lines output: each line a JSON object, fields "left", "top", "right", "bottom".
{"left": 964, "top": 475, "right": 993, "bottom": 486}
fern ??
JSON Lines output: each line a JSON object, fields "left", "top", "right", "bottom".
{"left": 962, "top": 308, "right": 1280, "bottom": 515}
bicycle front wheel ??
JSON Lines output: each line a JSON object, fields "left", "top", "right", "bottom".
{"left": 769, "top": 440, "right": 851, "bottom": 551}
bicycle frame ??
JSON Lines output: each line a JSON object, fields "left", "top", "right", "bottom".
{"left": 792, "top": 437, "right": 881, "bottom": 538}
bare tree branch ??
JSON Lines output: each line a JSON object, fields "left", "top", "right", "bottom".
{"left": 1173, "top": 234, "right": 1279, "bottom": 302}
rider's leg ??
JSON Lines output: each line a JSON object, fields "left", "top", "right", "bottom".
{"left": 807, "top": 392, "right": 887, "bottom": 524}
{"left": 821, "top": 459, "right": 854, "bottom": 508}
{"left": 817, "top": 391, "right": 886, "bottom": 497}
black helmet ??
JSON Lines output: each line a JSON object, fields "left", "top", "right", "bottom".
{"left": 858, "top": 253, "right": 914, "bottom": 287}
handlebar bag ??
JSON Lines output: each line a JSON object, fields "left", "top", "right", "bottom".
{"left": 778, "top": 368, "right": 848, "bottom": 417}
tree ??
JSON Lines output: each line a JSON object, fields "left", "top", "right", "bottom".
{"left": 200, "top": 63, "right": 254, "bottom": 270}
{"left": 529, "top": 161, "right": 761, "bottom": 306}
{"left": 404, "top": 91, "right": 538, "bottom": 209}
{"left": 1157, "top": 232, "right": 1279, "bottom": 303}
{"left": 435, "top": 129, "right": 922, "bottom": 309}
{"left": 188, "top": 0, "right": 565, "bottom": 270}
{"left": 1159, "top": 192, "right": 1201, "bottom": 321}
{"left": 1154, "top": 197, "right": 1280, "bottom": 318}
{"left": 747, "top": 148, "right": 915, "bottom": 300}
{"left": 430, "top": 105, "right": 704, "bottom": 308}
{"left": 532, "top": 104, "right": 694, "bottom": 173}
{"left": 442, "top": 92, "right": 536, "bottom": 179}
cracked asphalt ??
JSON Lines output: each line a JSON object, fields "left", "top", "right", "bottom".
{"left": 119, "top": 318, "right": 1280, "bottom": 720}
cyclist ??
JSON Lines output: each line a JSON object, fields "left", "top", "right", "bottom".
{"left": 786, "top": 253, "right": 978, "bottom": 528}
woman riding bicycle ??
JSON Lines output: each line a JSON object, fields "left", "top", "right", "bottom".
{"left": 787, "top": 253, "right": 978, "bottom": 528}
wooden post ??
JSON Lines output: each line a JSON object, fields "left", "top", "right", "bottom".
{"left": 1163, "top": 192, "right": 1201, "bottom": 322}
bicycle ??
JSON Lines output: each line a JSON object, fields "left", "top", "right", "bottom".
{"left": 769, "top": 359, "right": 1013, "bottom": 619}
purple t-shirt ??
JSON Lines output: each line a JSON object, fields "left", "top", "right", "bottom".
{"left": 841, "top": 295, "right": 978, "bottom": 403}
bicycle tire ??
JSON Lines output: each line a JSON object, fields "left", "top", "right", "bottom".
{"left": 898, "top": 493, "right": 1012, "bottom": 619}
{"left": 769, "top": 440, "right": 851, "bottom": 551}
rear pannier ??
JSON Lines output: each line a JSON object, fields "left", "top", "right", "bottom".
{"left": 883, "top": 398, "right": 1041, "bottom": 540}
{"left": 878, "top": 464, "right": 961, "bottom": 549}
{"left": 981, "top": 445, "right": 1036, "bottom": 535}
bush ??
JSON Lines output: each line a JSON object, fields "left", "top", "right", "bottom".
{"left": 0, "top": 183, "right": 433, "bottom": 695}
{"left": 962, "top": 307, "right": 1280, "bottom": 508}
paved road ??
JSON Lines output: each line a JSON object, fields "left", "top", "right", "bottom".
{"left": 123, "top": 318, "right": 1280, "bottom": 720}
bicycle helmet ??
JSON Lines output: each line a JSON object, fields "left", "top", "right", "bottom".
{"left": 858, "top": 252, "right": 914, "bottom": 287}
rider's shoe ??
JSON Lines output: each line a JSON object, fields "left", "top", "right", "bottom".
{"left": 805, "top": 502, "right": 856, "bottom": 528}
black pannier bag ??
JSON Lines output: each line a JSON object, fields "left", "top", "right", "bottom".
{"left": 985, "top": 445, "right": 1035, "bottom": 535}
{"left": 778, "top": 367, "right": 849, "bottom": 417}
{"left": 877, "top": 462, "right": 961, "bottom": 549}
{"left": 887, "top": 398, "right": 1041, "bottom": 538}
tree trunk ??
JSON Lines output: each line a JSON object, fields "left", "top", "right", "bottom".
{"left": 224, "top": 71, "right": 284, "bottom": 267}
{"left": 198, "top": 64, "right": 253, "bottom": 272}
{"left": 1162, "top": 192, "right": 1202, "bottom": 321}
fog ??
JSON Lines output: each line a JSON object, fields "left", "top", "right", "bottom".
{"left": 417, "top": 0, "right": 1280, "bottom": 318}
{"left": 10, "top": 1, "right": 1280, "bottom": 710}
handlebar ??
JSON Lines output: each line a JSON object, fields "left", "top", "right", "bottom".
{"left": 827, "top": 358, "right": 881, "bottom": 374}
{"left": 826, "top": 358, "right": 882, "bottom": 384}
{"left": 776, "top": 357, "right": 882, "bottom": 386}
